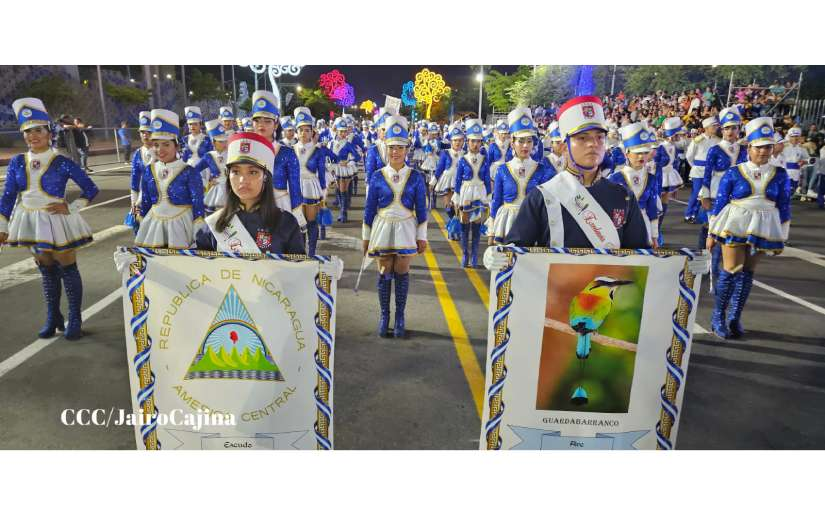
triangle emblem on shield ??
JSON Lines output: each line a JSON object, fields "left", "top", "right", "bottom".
{"left": 184, "top": 285, "right": 284, "bottom": 381}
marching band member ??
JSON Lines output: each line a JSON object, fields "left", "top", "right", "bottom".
{"left": 707, "top": 117, "right": 790, "bottom": 339}
{"left": 196, "top": 132, "right": 305, "bottom": 254}
{"left": 769, "top": 132, "right": 786, "bottom": 168}
{"left": 329, "top": 117, "right": 361, "bottom": 223}
{"left": 486, "top": 119, "right": 510, "bottom": 176}
{"left": 362, "top": 115, "right": 428, "bottom": 338}
{"left": 606, "top": 126, "right": 625, "bottom": 169}
{"left": 454, "top": 119, "right": 492, "bottom": 267}
{"left": 180, "top": 106, "right": 213, "bottom": 169}
{"left": 433, "top": 123, "right": 465, "bottom": 240}
{"left": 501, "top": 96, "right": 649, "bottom": 249}
{"left": 293, "top": 107, "right": 328, "bottom": 256}
{"left": 197, "top": 119, "right": 229, "bottom": 213}
{"left": 135, "top": 109, "right": 205, "bottom": 250}
{"left": 0, "top": 97, "right": 99, "bottom": 340}
{"left": 361, "top": 120, "right": 375, "bottom": 147}
{"left": 701, "top": 107, "right": 747, "bottom": 283}
{"left": 545, "top": 121, "right": 565, "bottom": 171}
{"left": 316, "top": 119, "right": 332, "bottom": 145}
{"left": 609, "top": 122, "right": 660, "bottom": 247}
{"left": 344, "top": 116, "right": 363, "bottom": 198}
{"left": 280, "top": 116, "right": 297, "bottom": 147}
{"left": 781, "top": 126, "right": 809, "bottom": 197}
{"left": 489, "top": 107, "right": 555, "bottom": 244}
{"left": 250, "top": 90, "right": 305, "bottom": 231}
{"left": 654, "top": 117, "right": 686, "bottom": 244}
{"left": 365, "top": 108, "right": 391, "bottom": 186}
{"left": 127, "top": 111, "right": 156, "bottom": 230}
{"left": 684, "top": 115, "right": 720, "bottom": 222}
{"left": 421, "top": 122, "right": 442, "bottom": 207}
{"left": 219, "top": 106, "right": 237, "bottom": 136}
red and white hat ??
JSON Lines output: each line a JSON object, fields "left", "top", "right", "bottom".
{"left": 557, "top": 95, "right": 607, "bottom": 140}
{"left": 226, "top": 132, "right": 275, "bottom": 174}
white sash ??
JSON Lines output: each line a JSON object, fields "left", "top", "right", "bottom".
{"left": 205, "top": 211, "right": 260, "bottom": 253}
{"left": 539, "top": 172, "right": 621, "bottom": 249}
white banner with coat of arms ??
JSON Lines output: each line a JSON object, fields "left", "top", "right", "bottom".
{"left": 118, "top": 248, "right": 338, "bottom": 450}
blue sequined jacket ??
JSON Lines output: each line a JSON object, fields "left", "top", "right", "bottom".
{"left": 1, "top": 153, "right": 99, "bottom": 227}
{"left": 712, "top": 164, "right": 791, "bottom": 223}
{"left": 180, "top": 134, "right": 213, "bottom": 163}
{"left": 363, "top": 167, "right": 428, "bottom": 231}
{"left": 139, "top": 160, "right": 205, "bottom": 222}
{"left": 454, "top": 153, "right": 492, "bottom": 197}
{"left": 608, "top": 167, "right": 660, "bottom": 224}
{"left": 272, "top": 144, "right": 304, "bottom": 211}
{"left": 130, "top": 147, "right": 153, "bottom": 193}
{"left": 491, "top": 159, "right": 555, "bottom": 218}
{"left": 702, "top": 142, "right": 747, "bottom": 196}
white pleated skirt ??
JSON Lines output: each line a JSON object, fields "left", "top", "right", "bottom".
{"left": 709, "top": 197, "right": 785, "bottom": 254}
{"left": 661, "top": 167, "right": 684, "bottom": 190}
{"left": 6, "top": 206, "right": 93, "bottom": 252}
{"left": 434, "top": 170, "right": 456, "bottom": 195}
{"left": 135, "top": 204, "right": 195, "bottom": 249}
{"left": 204, "top": 181, "right": 228, "bottom": 212}
{"left": 491, "top": 203, "right": 521, "bottom": 243}
{"left": 301, "top": 176, "right": 324, "bottom": 205}
{"left": 368, "top": 215, "right": 418, "bottom": 257}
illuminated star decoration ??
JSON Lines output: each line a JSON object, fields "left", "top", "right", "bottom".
{"left": 413, "top": 68, "right": 450, "bottom": 119}
{"left": 401, "top": 81, "right": 416, "bottom": 107}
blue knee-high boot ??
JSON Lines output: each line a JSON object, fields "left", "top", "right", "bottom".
{"left": 711, "top": 270, "right": 737, "bottom": 339}
{"left": 711, "top": 244, "right": 721, "bottom": 292}
{"left": 471, "top": 222, "right": 481, "bottom": 268}
{"left": 350, "top": 176, "right": 357, "bottom": 197}
{"left": 727, "top": 270, "right": 754, "bottom": 339}
{"left": 460, "top": 223, "right": 470, "bottom": 267}
{"left": 61, "top": 263, "right": 84, "bottom": 340}
{"left": 307, "top": 221, "right": 319, "bottom": 256}
{"left": 336, "top": 190, "right": 345, "bottom": 222}
{"left": 37, "top": 264, "right": 64, "bottom": 338}
{"left": 658, "top": 203, "right": 668, "bottom": 247}
{"left": 344, "top": 189, "right": 351, "bottom": 222}
{"left": 697, "top": 224, "right": 708, "bottom": 252}
{"left": 394, "top": 272, "right": 409, "bottom": 338}
{"left": 377, "top": 272, "right": 392, "bottom": 337}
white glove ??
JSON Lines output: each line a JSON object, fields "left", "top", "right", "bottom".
{"left": 113, "top": 248, "right": 137, "bottom": 274}
{"left": 319, "top": 256, "right": 344, "bottom": 280}
{"left": 130, "top": 190, "right": 139, "bottom": 206}
{"left": 67, "top": 198, "right": 89, "bottom": 214}
{"left": 687, "top": 252, "right": 711, "bottom": 276}
{"left": 483, "top": 245, "right": 512, "bottom": 271}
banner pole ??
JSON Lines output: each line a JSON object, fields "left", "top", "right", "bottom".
{"left": 128, "top": 253, "right": 160, "bottom": 450}
{"left": 315, "top": 269, "right": 334, "bottom": 450}
{"left": 485, "top": 252, "right": 515, "bottom": 450}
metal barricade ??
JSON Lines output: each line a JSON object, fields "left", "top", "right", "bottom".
{"left": 1, "top": 126, "right": 142, "bottom": 168}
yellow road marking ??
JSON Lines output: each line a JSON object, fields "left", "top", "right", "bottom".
{"left": 421, "top": 239, "right": 485, "bottom": 420}
{"left": 430, "top": 210, "right": 491, "bottom": 310}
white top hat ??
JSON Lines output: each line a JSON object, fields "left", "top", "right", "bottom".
{"left": 787, "top": 127, "right": 802, "bottom": 137}
{"left": 507, "top": 107, "right": 536, "bottom": 138}
{"left": 557, "top": 95, "right": 607, "bottom": 140}
{"left": 227, "top": 132, "right": 275, "bottom": 174}
{"left": 619, "top": 122, "right": 653, "bottom": 154}
{"left": 663, "top": 117, "right": 684, "bottom": 137}
{"left": 149, "top": 109, "right": 180, "bottom": 140}
{"left": 745, "top": 117, "right": 775, "bottom": 147}
{"left": 702, "top": 115, "right": 719, "bottom": 128}
{"left": 12, "top": 97, "right": 50, "bottom": 131}
{"left": 384, "top": 115, "right": 410, "bottom": 146}
{"left": 205, "top": 119, "right": 228, "bottom": 141}
{"left": 250, "top": 90, "right": 280, "bottom": 119}
{"left": 219, "top": 106, "right": 234, "bottom": 121}
{"left": 294, "top": 107, "right": 314, "bottom": 128}
{"left": 464, "top": 118, "right": 484, "bottom": 139}
{"left": 138, "top": 110, "right": 151, "bottom": 131}
{"left": 184, "top": 106, "right": 203, "bottom": 122}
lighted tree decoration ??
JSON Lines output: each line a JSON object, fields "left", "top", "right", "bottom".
{"left": 319, "top": 69, "right": 346, "bottom": 98}
{"left": 360, "top": 99, "right": 376, "bottom": 114}
{"left": 401, "top": 81, "right": 416, "bottom": 107}
{"left": 331, "top": 83, "right": 356, "bottom": 107}
{"left": 413, "top": 68, "right": 450, "bottom": 119}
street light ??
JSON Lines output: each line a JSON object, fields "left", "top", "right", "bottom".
{"left": 476, "top": 66, "right": 484, "bottom": 120}
{"left": 153, "top": 74, "right": 158, "bottom": 79}
{"left": 130, "top": 78, "right": 135, "bottom": 83}
{"left": 189, "top": 91, "right": 193, "bottom": 96}
{"left": 296, "top": 84, "right": 302, "bottom": 92}
{"left": 165, "top": 73, "right": 172, "bottom": 79}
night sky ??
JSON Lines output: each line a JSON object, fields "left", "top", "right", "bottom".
{"left": 92, "top": 65, "right": 521, "bottom": 104}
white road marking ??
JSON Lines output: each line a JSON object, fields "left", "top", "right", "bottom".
{"left": 754, "top": 279, "right": 825, "bottom": 316}
{"left": 0, "top": 225, "right": 130, "bottom": 291}
{"left": 0, "top": 289, "right": 121, "bottom": 379}
{"left": 693, "top": 323, "right": 709, "bottom": 335}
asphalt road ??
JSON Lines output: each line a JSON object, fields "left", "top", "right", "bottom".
{"left": 0, "top": 156, "right": 823, "bottom": 449}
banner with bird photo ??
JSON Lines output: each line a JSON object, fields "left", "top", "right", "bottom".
{"left": 119, "top": 249, "right": 336, "bottom": 450}
{"left": 480, "top": 249, "right": 702, "bottom": 450}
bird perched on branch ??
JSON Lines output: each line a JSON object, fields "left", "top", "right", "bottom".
{"left": 568, "top": 276, "right": 633, "bottom": 405}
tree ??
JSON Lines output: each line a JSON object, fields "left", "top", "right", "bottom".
{"left": 485, "top": 67, "right": 530, "bottom": 112}
{"left": 189, "top": 69, "right": 222, "bottom": 101}
{"left": 14, "top": 74, "right": 77, "bottom": 110}
{"left": 104, "top": 83, "right": 151, "bottom": 106}
{"left": 297, "top": 87, "right": 336, "bottom": 118}
{"left": 507, "top": 66, "right": 575, "bottom": 107}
